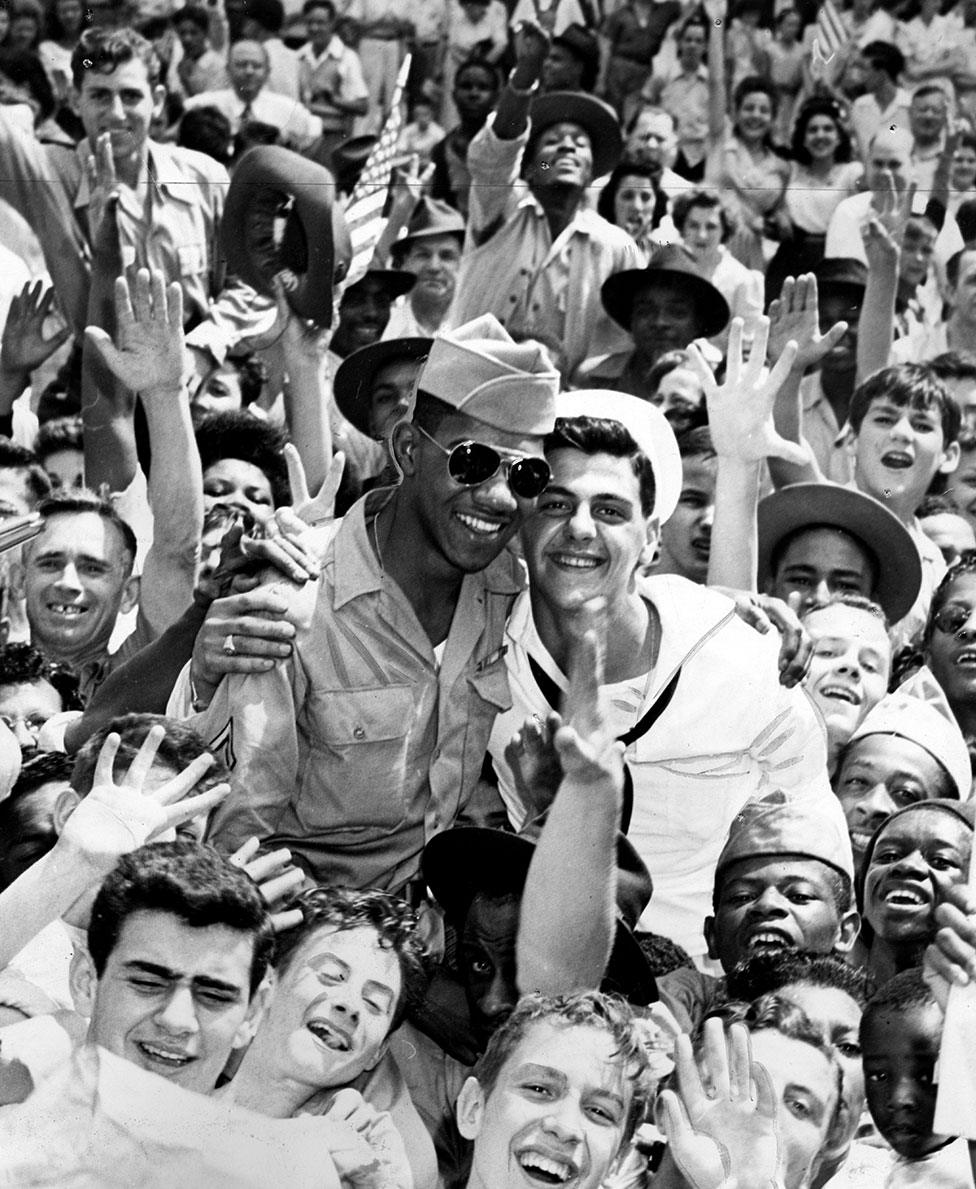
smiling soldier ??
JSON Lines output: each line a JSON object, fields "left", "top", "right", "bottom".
{"left": 192, "top": 316, "right": 560, "bottom": 895}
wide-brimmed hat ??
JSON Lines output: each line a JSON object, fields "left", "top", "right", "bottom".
{"left": 756, "top": 483, "right": 922, "bottom": 624}
{"left": 391, "top": 197, "right": 465, "bottom": 264}
{"left": 528, "top": 90, "right": 623, "bottom": 178}
{"left": 551, "top": 24, "right": 600, "bottom": 90}
{"left": 601, "top": 244, "right": 730, "bottom": 339}
{"left": 221, "top": 145, "right": 349, "bottom": 327}
{"left": 814, "top": 257, "right": 867, "bottom": 300}
{"left": 342, "top": 267, "right": 416, "bottom": 302}
{"left": 422, "top": 826, "right": 658, "bottom": 1005}
{"left": 331, "top": 134, "right": 378, "bottom": 193}
{"left": 333, "top": 336, "right": 432, "bottom": 436}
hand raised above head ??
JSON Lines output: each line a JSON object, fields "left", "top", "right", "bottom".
{"left": 60, "top": 726, "right": 229, "bottom": 871}
{"left": 84, "top": 268, "right": 186, "bottom": 396}
{"left": 688, "top": 316, "right": 806, "bottom": 466}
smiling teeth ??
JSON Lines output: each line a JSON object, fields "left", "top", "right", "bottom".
{"left": 519, "top": 1153, "right": 572, "bottom": 1183}
{"left": 749, "top": 932, "right": 789, "bottom": 947}
{"left": 885, "top": 889, "right": 925, "bottom": 906}
{"left": 139, "top": 1042, "right": 191, "bottom": 1065}
{"left": 307, "top": 1021, "right": 350, "bottom": 1051}
{"left": 457, "top": 513, "right": 501, "bottom": 535}
{"left": 821, "top": 685, "right": 858, "bottom": 704}
{"left": 553, "top": 555, "right": 599, "bottom": 568}
{"left": 49, "top": 604, "right": 83, "bottom": 615}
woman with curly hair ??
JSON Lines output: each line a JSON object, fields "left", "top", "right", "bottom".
{"left": 765, "top": 96, "right": 863, "bottom": 304}
{"left": 596, "top": 159, "right": 669, "bottom": 263}
{"left": 673, "top": 185, "right": 764, "bottom": 348}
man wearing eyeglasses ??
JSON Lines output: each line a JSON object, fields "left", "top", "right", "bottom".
{"left": 187, "top": 315, "right": 560, "bottom": 896}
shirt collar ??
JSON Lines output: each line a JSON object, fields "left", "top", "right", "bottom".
{"left": 332, "top": 487, "right": 395, "bottom": 609}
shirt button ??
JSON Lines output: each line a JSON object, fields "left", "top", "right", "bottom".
{"left": 353, "top": 726, "right": 366, "bottom": 739}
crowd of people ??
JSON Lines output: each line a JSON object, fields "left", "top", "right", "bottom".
{"left": 4, "top": 0, "right": 976, "bottom": 1184}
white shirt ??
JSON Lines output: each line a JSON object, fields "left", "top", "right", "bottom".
{"left": 183, "top": 88, "right": 323, "bottom": 150}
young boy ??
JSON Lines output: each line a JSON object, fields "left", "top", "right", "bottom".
{"left": 846, "top": 364, "right": 961, "bottom": 647}
{"left": 657, "top": 791, "right": 859, "bottom": 1033}
{"left": 656, "top": 427, "right": 715, "bottom": 585}
{"left": 399, "top": 98, "right": 445, "bottom": 167}
{"left": 801, "top": 595, "right": 892, "bottom": 773}
{"left": 833, "top": 689, "right": 971, "bottom": 871}
{"left": 857, "top": 799, "right": 975, "bottom": 983}
{"left": 861, "top": 969, "right": 976, "bottom": 1187}
{"left": 455, "top": 991, "right": 656, "bottom": 1189}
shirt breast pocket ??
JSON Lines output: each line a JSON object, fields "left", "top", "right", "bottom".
{"left": 461, "top": 659, "right": 512, "bottom": 773}
{"left": 296, "top": 684, "right": 415, "bottom": 833}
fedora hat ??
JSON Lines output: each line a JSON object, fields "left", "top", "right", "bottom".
{"left": 757, "top": 483, "right": 922, "bottom": 624}
{"left": 333, "top": 336, "right": 432, "bottom": 436}
{"left": 390, "top": 197, "right": 466, "bottom": 263}
{"left": 551, "top": 24, "right": 600, "bottom": 90}
{"left": 601, "top": 244, "right": 730, "bottom": 339}
{"left": 221, "top": 145, "right": 349, "bottom": 327}
{"left": 422, "top": 825, "right": 657, "bottom": 1005}
{"left": 342, "top": 267, "right": 416, "bottom": 302}
{"left": 330, "top": 133, "right": 378, "bottom": 193}
{"left": 528, "top": 90, "right": 623, "bottom": 179}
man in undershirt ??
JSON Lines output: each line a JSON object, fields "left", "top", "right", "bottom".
{"left": 487, "top": 389, "right": 843, "bottom": 966}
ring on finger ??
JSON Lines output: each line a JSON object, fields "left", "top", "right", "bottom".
{"left": 222, "top": 633, "right": 237, "bottom": 656}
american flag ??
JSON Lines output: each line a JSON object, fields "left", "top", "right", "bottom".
{"left": 814, "top": 0, "right": 848, "bottom": 60}
{"left": 341, "top": 54, "right": 412, "bottom": 291}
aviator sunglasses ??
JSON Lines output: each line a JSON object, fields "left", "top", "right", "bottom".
{"left": 932, "top": 602, "right": 976, "bottom": 636}
{"left": 414, "top": 424, "right": 551, "bottom": 500}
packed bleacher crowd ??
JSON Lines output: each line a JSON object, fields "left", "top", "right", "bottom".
{"left": 6, "top": 0, "right": 976, "bottom": 1184}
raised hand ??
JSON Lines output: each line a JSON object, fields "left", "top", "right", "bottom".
{"left": 84, "top": 131, "right": 120, "bottom": 247}
{"left": 765, "top": 274, "right": 848, "bottom": 377}
{"left": 861, "top": 213, "right": 899, "bottom": 273}
{"left": 513, "top": 17, "right": 550, "bottom": 68}
{"left": 228, "top": 837, "right": 305, "bottom": 932}
{"left": 553, "top": 602, "right": 624, "bottom": 790}
{"left": 272, "top": 271, "right": 332, "bottom": 366}
{"left": 283, "top": 441, "right": 346, "bottom": 526}
{"left": 0, "top": 281, "right": 71, "bottom": 378}
{"left": 658, "top": 1021, "right": 781, "bottom": 1189}
{"left": 390, "top": 153, "right": 435, "bottom": 211}
{"left": 59, "top": 725, "right": 230, "bottom": 871}
{"left": 869, "top": 168, "right": 916, "bottom": 249}
{"left": 505, "top": 711, "right": 563, "bottom": 822}
{"left": 84, "top": 268, "right": 185, "bottom": 396}
{"left": 688, "top": 316, "right": 806, "bottom": 466}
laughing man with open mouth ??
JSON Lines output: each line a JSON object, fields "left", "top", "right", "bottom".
{"left": 455, "top": 991, "right": 655, "bottom": 1189}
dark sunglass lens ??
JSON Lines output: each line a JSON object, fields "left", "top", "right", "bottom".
{"left": 508, "top": 457, "right": 551, "bottom": 499}
{"left": 448, "top": 441, "right": 500, "bottom": 486}
{"left": 937, "top": 605, "right": 971, "bottom": 634}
